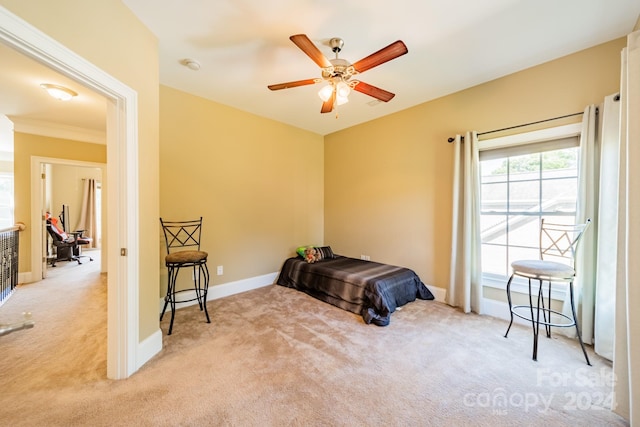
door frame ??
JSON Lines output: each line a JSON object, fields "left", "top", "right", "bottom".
{"left": 1, "top": 7, "right": 140, "bottom": 379}
{"left": 31, "top": 158, "right": 107, "bottom": 277}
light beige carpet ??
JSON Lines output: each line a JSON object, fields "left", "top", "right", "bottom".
{"left": 0, "top": 257, "right": 627, "bottom": 426}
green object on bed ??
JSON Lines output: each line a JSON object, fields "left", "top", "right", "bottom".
{"left": 296, "top": 246, "right": 311, "bottom": 258}
{"left": 296, "top": 245, "right": 336, "bottom": 260}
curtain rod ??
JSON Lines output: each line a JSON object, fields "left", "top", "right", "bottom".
{"left": 447, "top": 111, "right": 584, "bottom": 143}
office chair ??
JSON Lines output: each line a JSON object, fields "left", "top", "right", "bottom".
{"left": 46, "top": 213, "right": 93, "bottom": 267}
{"left": 504, "top": 218, "right": 592, "bottom": 365}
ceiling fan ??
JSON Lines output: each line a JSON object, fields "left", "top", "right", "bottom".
{"left": 268, "top": 34, "right": 408, "bottom": 114}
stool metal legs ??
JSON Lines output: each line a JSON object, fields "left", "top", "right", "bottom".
{"left": 160, "top": 261, "right": 210, "bottom": 335}
{"left": 568, "top": 282, "right": 591, "bottom": 366}
{"left": 504, "top": 276, "right": 591, "bottom": 365}
{"left": 504, "top": 274, "right": 515, "bottom": 338}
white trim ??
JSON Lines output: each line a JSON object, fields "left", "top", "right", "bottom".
{"left": 483, "top": 275, "right": 568, "bottom": 301}
{"left": 0, "top": 6, "right": 141, "bottom": 379}
{"left": 12, "top": 118, "right": 106, "bottom": 145}
{"left": 209, "top": 272, "right": 278, "bottom": 300}
{"left": 428, "top": 285, "right": 447, "bottom": 303}
{"left": 137, "top": 328, "right": 162, "bottom": 368}
{"left": 482, "top": 297, "right": 531, "bottom": 327}
{"left": 17, "top": 272, "right": 30, "bottom": 284}
{"left": 158, "top": 272, "right": 278, "bottom": 313}
{"left": 157, "top": 273, "right": 448, "bottom": 313}
{"left": 478, "top": 122, "right": 582, "bottom": 151}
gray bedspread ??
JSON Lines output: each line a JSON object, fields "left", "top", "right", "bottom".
{"left": 276, "top": 255, "right": 434, "bottom": 326}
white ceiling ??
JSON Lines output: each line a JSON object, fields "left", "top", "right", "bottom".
{"left": 1, "top": 0, "right": 639, "bottom": 140}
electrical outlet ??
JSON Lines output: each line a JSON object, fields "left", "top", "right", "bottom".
{"left": 360, "top": 255, "right": 370, "bottom": 261}
{"left": 216, "top": 265, "right": 223, "bottom": 275}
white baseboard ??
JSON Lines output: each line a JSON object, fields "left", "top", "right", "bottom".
{"left": 137, "top": 328, "right": 163, "bottom": 369}
{"left": 158, "top": 271, "right": 279, "bottom": 313}
{"left": 209, "top": 272, "right": 279, "bottom": 300}
{"left": 482, "top": 297, "right": 530, "bottom": 327}
{"left": 20, "top": 265, "right": 444, "bottom": 315}
{"left": 159, "top": 274, "right": 447, "bottom": 312}
{"left": 427, "top": 285, "right": 446, "bottom": 303}
{"left": 18, "top": 271, "right": 33, "bottom": 284}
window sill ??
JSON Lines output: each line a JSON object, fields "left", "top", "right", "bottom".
{"left": 482, "top": 274, "right": 568, "bottom": 302}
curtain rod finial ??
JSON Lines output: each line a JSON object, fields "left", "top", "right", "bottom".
{"left": 448, "top": 137, "right": 455, "bottom": 143}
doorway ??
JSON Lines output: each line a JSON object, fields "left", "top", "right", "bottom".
{"left": 39, "top": 161, "right": 106, "bottom": 276}
{"left": 1, "top": 7, "right": 141, "bottom": 378}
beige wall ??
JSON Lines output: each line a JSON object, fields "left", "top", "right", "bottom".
{"left": 13, "top": 132, "right": 106, "bottom": 271}
{"left": 325, "top": 38, "right": 626, "bottom": 298}
{"left": 1, "top": 0, "right": 160, "bottom": 339}
{"left": 49, "top": 163, "right": 102, "bottom": 233}
{"left": 159, "top": 86, "right": 324, "bottom": 292}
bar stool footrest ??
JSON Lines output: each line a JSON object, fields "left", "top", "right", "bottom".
{"left": 511, "top": 305, "right": 576, "bottom": 328}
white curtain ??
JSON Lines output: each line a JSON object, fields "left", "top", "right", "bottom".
{"left": 563, "top": 106, "right": 598, "bottom": 344}
{"left": 594, "top": 94, "right": 621, "bottom": 361}
{"left": 447, "top": 131, "right": 482, "bottom": 314}
{"left": 613, "top": 29, "right": 640, "bottom": 424}
{"left": 76, "top": 178, "right": 98, "bottom": 249}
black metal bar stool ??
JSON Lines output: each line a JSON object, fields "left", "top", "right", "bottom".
{"left": 504, "top": 218, "right": 591, "bottom": 365}
{"left": 159, "top": 217, "right": 210, "bottom": 335}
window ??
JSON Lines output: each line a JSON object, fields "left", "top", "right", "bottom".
{"left": 479, "top": 130, "right": 580, "bottom": 287}
{"left": 0, "top": 172, "right": 14, "bottom": 229}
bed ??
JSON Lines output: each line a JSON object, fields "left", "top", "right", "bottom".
{"left": 276, "top": 249, "right": 434, "bottom": 326}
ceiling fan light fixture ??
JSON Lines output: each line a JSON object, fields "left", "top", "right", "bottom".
{"left": 269, "top": 34, "right": 407, "bottom": 114}
{"left": 318, "top": 84, "right": 333, "bottom": 102}
{"left": 336, "top": 94, "right": 349, "bottom": 106}
{"left": 336, "top": 81, "right": 351, "bottom": 98}
{"left": 40, "top": 83, "right": 77, "bottom": 101}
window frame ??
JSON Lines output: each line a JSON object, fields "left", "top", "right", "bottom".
{"left": 0, "top": 170, "right": 14, "bottom": 229}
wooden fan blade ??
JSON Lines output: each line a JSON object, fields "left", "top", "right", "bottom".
{"left": 320, "top": 90, "right": 335, "bottom": 113}
{"left": 352, "top": 81, "right": 395, "bottom": 102}
{"left": 268, "top": 78, "right": 317, "bottom": 91}
{"left": 352, "top": 40, "right": 408, "bottom": 73}
{"left": 290, "top": 34, "right": 332, "bottom": 68}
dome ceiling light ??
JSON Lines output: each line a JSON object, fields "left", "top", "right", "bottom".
{"left": 40, "top": 83, "right": 77, "bottom": 101}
